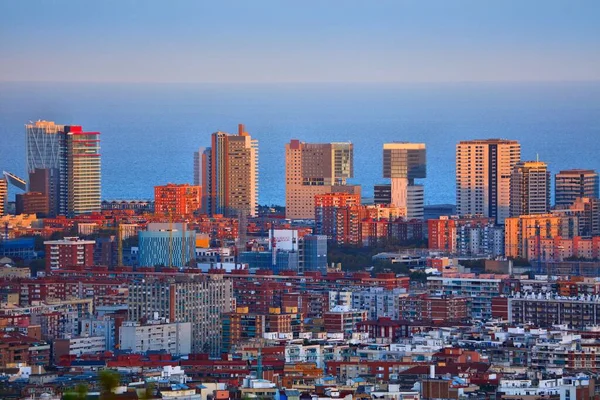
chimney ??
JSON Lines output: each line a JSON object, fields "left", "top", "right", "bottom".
{"left": 238, "top": 124, "right": 246, "bottom": 136}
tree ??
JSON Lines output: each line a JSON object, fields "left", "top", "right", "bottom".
{"left": 63, "top": 384, "right": 88, "bottom": 400}
{"left": 99, "top": 369, "right": 120, "bottom": 400}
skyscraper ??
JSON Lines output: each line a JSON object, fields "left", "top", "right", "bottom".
{"left": 25, "top": 121, "right": 62, "bottom": 216}
{"left": 64, "top": 126, "right": 101, "bottom": 216}
{"left": 25, "top": 121, "right": 101, "bottom": 217}
{"left": 382, "top": 143, "right": 426, "bottom": 219}
{"left": 285, "top": 140, "right": 360, "bottom": 220}
{"left": 201, "top": 124, "right": 258, "bottom": 217}
{"left": 0, "top": 178, "right": 6, "bottom": 216}
{"left": 193, "top": 148, "right": 202, "bottom": 186}
{"left": 456, "top": 139, "right": 521, "bottom": 224}
{"left": 555, "top": 169, "right": 599, "bottom": 207}
{"left": 510, "top": 160, "right": 550, "bottom": 217}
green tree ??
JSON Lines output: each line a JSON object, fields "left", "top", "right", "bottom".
{"left": 99, "top": 369, "right": 120, "bottom": 400}
{"left": 63, "top": 384, "right": 88, "bottom": 400}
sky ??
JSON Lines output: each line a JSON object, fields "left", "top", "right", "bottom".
{"left": 1, "top": 0, "right": 599, "bottom": 83}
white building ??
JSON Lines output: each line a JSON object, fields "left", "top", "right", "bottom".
{"left": 119, "top": 320, "right": 192, "bottom": 356}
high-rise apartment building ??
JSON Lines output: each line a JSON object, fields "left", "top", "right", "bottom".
{"left": 456, "top": 139, "right": 521, "bottom": 224}
{"left": 154, "top": 183, "right": 201, "bottom": 217}
{"left": 0, "top": 178, "right": 6, "bottom": 216}
{"left": 510, "top": 161, "right": 550, "bottom": 217}
{"left": 555, "top": 169, "right": 599, "bottom": 207}
{"left": 382, "top": 143, "right": 426, "bottom": 219}
{"left": 64, "top": 126, "right": 101, "bottom": 216}
{"left": 315, "top": 193, "right": 362, "bottom": 245}
{"left": 201, "top": 124, "right": 258, "bottom": 217}
{"left": 25, "top": 121, "right": 101, "bottom": 217}
{"left": 127, "top": 274, "right": 233, "bottom": 356}
{"left": 193, "top": 148, "right": 202, "bottom": 186}
{"left": 285, "top": 140, "right": 360, "bottom": 220}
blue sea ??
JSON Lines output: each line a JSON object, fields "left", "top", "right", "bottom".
{"left": 1, "top": 81, "right": 599, "bottom": 206}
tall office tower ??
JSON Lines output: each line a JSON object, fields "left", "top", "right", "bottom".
{"left": 25, "top": 121, "right": 63, "bottom": 216}
{"left": 128, "top": 274, "right": 233, "bottom": 356}
{"left": 154, "top": 183, "right": 201, "bottom": 217}
{"left": 555, "top": 169, "right": 599, "bottom": 207}
{"left": 0, "top": 178, "right": 6, "bottom": 216}
{"left": 510, "top": 161, "right": 550, "bottom": 217}
{"left": 285, "top": 140, "right": 360, "bottom": 220}
{"left": 382, "top": 143, "right": 426, "bottom": 219}
{"left": 25, "top": 121, "right": 101, "bottom": 217}
{"left": 201, "top": 124, "right": 258, "bottom": 217}
{"left": 63, "top": 126, "right": 101, "bottom": 216}
{"left": 456, "top": 139, "right": 521, "bottom": 225}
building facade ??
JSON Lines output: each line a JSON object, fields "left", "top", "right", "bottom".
{"left": 0, "top": 178, "right": 6, "bottom": 216}
{"left": 456, "top": 139, "right": 521, "bottom": 224}
{"left": 138, "top": 223, "right": 196, "bottom": 267}
{"left": 201, "top": 124, "right": 258, "bottom": 217}
{"left": 285, "top": 140, "right": 359, "bottom": 220}
{"left": 127, "top": 274, "right": 233, "bottom": 355}
{"left": 428, "top": 216, "right": 504, "bottom": 257}
{"left": 510, "top": 160, "right": 550, "bottom": 217}
{"left": 154, "top": 183, "right": 202, "bottom": 217}
{"left": 299, "top": 235, "right": 328, "bottom": 274}
{"left": 382, "top": 143, "right": 426, "bottom": 219}
{"left": 44, "top": 237, "right": 95, "bottom": 272}
{"left": 315, "top": 193, "right": 362, "bottom": 245}
{"left": 119, "top": 320, "right": 192, "bottom": 356}
{"left": 555, "top": 169, "right": 599, "bottom": 207}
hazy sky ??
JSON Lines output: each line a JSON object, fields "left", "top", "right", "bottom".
{"left": 1, "top": 0, "right": 599, "bottom": 83}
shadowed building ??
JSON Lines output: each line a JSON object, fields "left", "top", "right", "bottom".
{"left": 456, "top": 139, "right": 521, "bottom": 224}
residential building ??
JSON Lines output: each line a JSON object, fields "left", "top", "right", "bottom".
{"left": 44, "top": 237, "right": 95, "bottom": 272}
{"left": 555, "top": 169, "right": 599, "bottom": 207}
{"left": 119, "top": 320, "right": 192, "bottom": 356}
{"left": 428, "top": 216, "right": 504, "bottom": 257}
{"left": 510, "top": 160, "right": 550, "bottom": 217}
{"left": 507, "top": 292, "right": 600, "bottom": 329}
{"left": 504, "top": 214, "right": 563, "bottom": 259}
{"left": 127, "top": 274, "right": 233, "bottom": 355}
{"left": 554, "top": 197, "right": 600, "bottom": 237}
{"left": 138, "top": 223, "right": 196, "bottom": 267}
{"left": 323, "top": 305, "right": 367, "bottom": 336}
{"left": 456, "top": 139, "right": 521, "bottom": 224}
{"left": 285, "top": 140, "right": 359, "bottom": 220}
{"left": 382, "top": 143, "right": 426, "bottom": 219}
{"left": 201, "top": 124, "right": 259, "bottom": 217}
{"left": 427, "top": 275, "right": 506, "bottom": 320}
{"left": 53, "top": 335, "right": 106, "bottom": 363}
{"left": 154, "top": 183, "right": 202, "bottom": 217}
{"left": 63, "top": 125, "right": 101, "bottom": 216}
{"left": 315, "top": 192, "right": 361, "bottom": 245}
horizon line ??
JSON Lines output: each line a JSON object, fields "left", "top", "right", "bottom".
{"left": 1, "top": 79, "right": 599, "bottom": 85}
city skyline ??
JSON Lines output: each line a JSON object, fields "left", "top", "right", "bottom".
{"left": 1, "top": 1, "right": 600, "bottom": 83}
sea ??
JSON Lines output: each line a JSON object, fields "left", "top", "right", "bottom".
{"left": 1, "top": 81, "right": 599, "bottom": 206}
